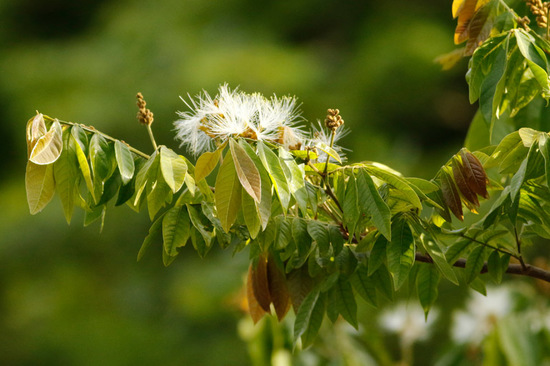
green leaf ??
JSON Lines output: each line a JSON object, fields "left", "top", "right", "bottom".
{"left": 230, "top": 139, "right": 261, "bottom": 203}
{"left": 343, "top": 172, "right": 359, "bottom": 239}
{"left": 72, "top": 131, "right": 96, "bottom": 203}
{"left": 465, "top": 245, "right": 488, "bottom": 284}
{"left": 386, "top": 219, "right": 415, "bottom": 290}
{"left": 356, "top": 169, "right": 391, "bottom": 240}
{"left": 146, "top": 171, "right": 172, "bottom": 220}
{"left": 416, "top": 264, "right": 440, "bottom": 319}
{"left": 538, "top": 134, "right": 550, "bottom": 188}
{"left": 114, "top": 140, "right": 135, "bottom": 185}
{"left": 29, "top": 120, "right": 63, "bottom": 165}
{"left": 257, "top": 141, "right": 291, "bottom": 211}
{"left": 419, "top": 237, "right": 459, "bottom": 285}
{"left": 26, "top": 161, "right": 56, "bottom": 214}
{"left": 293, "top": 290, "right": 326, "bottom": 349}
{"left": 446, "top": 239, "right": 471, "bottom": 264}
{"left": 133, "top": 151, "right": 158, "bottom": 207}
{"left": 328, "top": 277, "right": 358, "bottom": 329}
{"left": 365, "top": 165, "right": 421, "bottom": 209}
{"left": 279, "top": 148, "right": 309, "bottom": 216}
{"left": 162, "top": 204, "right": 191, "bottom": 257}
{"left": 350, "top": 265, "right": 377, "bottom": 307}
{"left": 239, "top": 140, "right": 272, "bottom": 229}
{"left": 53, "top": 128, "right": 79, "bottom": 223}
{"left": 307, "top": 220, "right": 330, "bottom": 255}
{"left": 187, "top": 204, "right": 214, "bottom": 257}
{"left": 137, "top": 212, "right": 164, "bottom": 261}
{"left": 515, "top": 29, "right": 550, "bottom": 94}
{"left": 371, "top": 266, "right": 394, "bottom": 301}
{"left": 487, "top": 251, "right": 510, "bottom": 284}
{"left": 160, "top": 146, "right": 187, "bottom": 193}
{"left": 214, "top": 151, "right": 242, "bottom": 232}
{"left": 242, "top": 186, "right": 261, "bottom": 239}
{"left": 89, "top": 134, "right": 116, "bottom": 200}
{"left": 368, "top": 235, "right": 387, "bottom": 276}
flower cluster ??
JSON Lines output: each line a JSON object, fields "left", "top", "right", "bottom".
{"left": 174, "top": 84, "right": 306, "bottom": 156}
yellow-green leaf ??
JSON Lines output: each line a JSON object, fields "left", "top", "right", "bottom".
{"left": 114, "top": 140, "right": 135, "bottom": 185}
{"left": 194, "top": 142, "right": 225, "bottom": 182}
{"left": 160, "top": 146, "right": 187, "bottom": 193}
{"left": 26, "top": 161, "right": 56, "bottom": 214}
{"left": 26, "top": 113, "right": 47, "bottom": 156}
{"left": 214, "top": 151, "right": 242, "bottom": 232}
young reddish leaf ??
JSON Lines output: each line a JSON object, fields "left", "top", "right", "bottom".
{"left": 267, "top": 254, "right": 291, "bottom": 321}
{"left": 452, "top": 156, "right": 480, "bottom": 209}
{"left": 251, "top": 254, "right": 272, "bottom": 312}
{"left": 460, "top": 149, "right": 489, "bottom": 199}
{"left": 463, "top": 1, "right": 493, "bottom": 56}
{"left": 246, "top": 265, "right": 267, "bottom": 324}
{"left": 286, "top": 266, "right": 315, "bottom": 312}
{"left": 453, "top": 0, "right": 490, "bottom": 44}
{"left": 439, "top": 169, "right": 464, "bottom": 221}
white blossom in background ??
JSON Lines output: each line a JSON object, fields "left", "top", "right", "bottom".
{"left": 308, "top": 121, "right": 349, "bottom": 162}
{"left": 450, "top": 287, "right": 512, "bottom": 345}
{"left": 379, "top": 302, "right": 438, "bottom": 347}
{"left": 174, "top": 84, "right": 306, "bottom": 156}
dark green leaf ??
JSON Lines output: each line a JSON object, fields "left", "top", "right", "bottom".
{"left": 356, "top": 169, "right": 392, "bottom": 240}
{"left": 386, "top": 219, "right": 415, "bottom": 290}
{"left": 416, "top": 263, "right": 440, "bottom": 319}
{"left": 293, "top": 290, "right": 326, "bottom": 349}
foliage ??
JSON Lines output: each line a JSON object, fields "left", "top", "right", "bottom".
{"left": 23, "top": 0, "right": 550, "bottom": 355}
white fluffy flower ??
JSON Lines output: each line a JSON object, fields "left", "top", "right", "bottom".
{"left": 450, "top": 287, "right": 512, "bottom": 345}
{"left": 174, "top": 84, "right": 306, "bottom": 155}
{"left": 379, "top": 302, "right": 438, "bottom": 347}
{"left": 307, "top": 121, "right": 349, "bottom": 162}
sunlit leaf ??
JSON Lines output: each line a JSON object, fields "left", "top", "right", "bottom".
{"left": 114, "top": 140, "right": 135, "bottom": 185}
{"left": 160, "top": 146, "right": 187, "bottom": 193}
{"left": 30, "top": 120, "right": 63, "bottom": 165}
{"left": 26, "top": 161, "right": 55, "bottom": 214}
{"left": 72, "top": 130, "right": 96, "bottom": 203}
{"left": 257, "top": 141, "right": 291, "bottom": 211}
{"left": 53, "top": 128, "right": 79, "bottom": 223}
{"left": 162, "top": 204, "right": 191, "bottom": 257}
{"left": 230, "top": 140, "right": 261, "bottom": 203}
{"left": 194, "top": 142, "right": 225, "bottom": 182}
{"left": 26, "top": 112, "right": 47, "bottom": 156}
{"left": 356, "top": 169, "right": 392, "bottom": 240}
{"left": 214, "top": 151, "right": 242, "bottom": 232}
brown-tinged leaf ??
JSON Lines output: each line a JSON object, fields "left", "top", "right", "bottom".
{"left": 230, "top": 139, "right": 261, "bottom": 203}
{"left": 267, "top": 254, "right": 291, "bottom": 321}
{"left": 440, "top": 169, "right": 464, "bottom": 221}
{"left": 452, "top": 156, "right": 480, "bottom": 208}
{"left": 247, "top": 265, "right": 267, "bottom": 324}
{"left": 454, "top": 0, "right": 493, "bottom": 55}
{"left": 434, "top": 48, "right": 465, "bottom": 70}
{"left": 286, "top": 266, "right": 315, "bottom": 312}
{"left": 252, "top": 254, "right": 271, "bottom": 312}
{"left": 460, "top": 149, "right": 489, "bottom": 199}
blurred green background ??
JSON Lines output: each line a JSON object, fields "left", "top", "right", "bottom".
{"left": 0, "top": 0, "right": 503, "bottom": 364}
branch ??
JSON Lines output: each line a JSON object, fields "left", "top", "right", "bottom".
{"left": 415, "top": 252, "right": 550, "bottom": 283}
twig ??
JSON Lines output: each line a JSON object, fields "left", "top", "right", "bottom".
{"left": 415, "top": 252, "right": 550, "bottom": 283}
{"left": 47, "top": 116, "right": 151, "bottom": 159}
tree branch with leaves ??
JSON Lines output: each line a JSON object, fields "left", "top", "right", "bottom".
{"left": 24, "top": 0, "right": 550, "bottom": 349}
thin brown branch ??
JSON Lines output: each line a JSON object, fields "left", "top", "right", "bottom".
{"left": 415, "top": 252, "right": 550, "bottom": 283}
